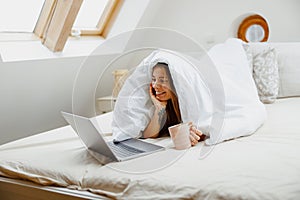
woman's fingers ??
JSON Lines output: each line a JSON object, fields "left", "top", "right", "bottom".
{"left": 149, "top": 84, "right": 159, "bottom": 103}
{"left": 189, "top": 123, "right": 204, "bottom": 146}
{"left": 190, "top": 131, "right": 200, "bottom": 140}
{"left": 190, "top": 124, "right": 203, "bottom": 137}
{"left": 189, "top": 134, "right": 198, "bottom": 146}
{"left": 149, "top": 84, "right": 155, "bottom": 99}
{"left": 149, "top": 84, "right": 167, "bottom": 110}
{"left": 193, "top": 128, "right": 203, "bottom": 137}
{"left": 189, "top": 131, "right": 200, "bottom": 146}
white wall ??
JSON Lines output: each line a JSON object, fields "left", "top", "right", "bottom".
{"left": 0, "top": 0, "right": 151, "bottom": 145}
{"left": 1, "top": 0, "right": 300, "bottom": 145}
{"left": 0, "top": 54, "right": 121, "bottom": 144}
{"left": 137, "top": 0, "right": 300, "bottom": 49}
{"left": 108, "top": 0, "right": 151, "bottom": 38}
{"left": 0, "top": 57, "right": 79, "bottom": 144}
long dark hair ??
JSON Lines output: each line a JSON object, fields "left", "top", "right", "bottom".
{"left": 153, "top": 63, "right": 182, "bottom": 136}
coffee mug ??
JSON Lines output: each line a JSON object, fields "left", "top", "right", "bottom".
{"left": 168, "top": 122, "right": 191, "bottom": 150}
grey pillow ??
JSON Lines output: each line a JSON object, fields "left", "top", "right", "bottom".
{"left": 252, "top": 47, "right": 279, "bottom": 103}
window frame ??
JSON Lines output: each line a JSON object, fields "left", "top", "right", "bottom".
{"left": 34, "top": 0, "right": 121, "bottom": 52}
{"left": 75, "top": 0, "right": 121, "bottom": 37}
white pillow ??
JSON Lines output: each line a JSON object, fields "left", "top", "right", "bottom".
{"left": 206, "top": 38, "right": 267, "bottom": 145}
{"left": 270, "top": 43, "right": 300, "bottom": 98}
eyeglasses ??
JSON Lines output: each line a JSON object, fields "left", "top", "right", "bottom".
{"left": 151, "top": 77, "right": 169, "bottom": 86}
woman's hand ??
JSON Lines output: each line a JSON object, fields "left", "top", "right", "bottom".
{"left": 188, "top": 122, "right": 204, "bottom": 146}
{"left": 149, "top": 83, "right": 167, "bottom": 111}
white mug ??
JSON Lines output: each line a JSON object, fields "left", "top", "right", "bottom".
{"left": 168, "top": 122, "right": 191, "bottom": 150}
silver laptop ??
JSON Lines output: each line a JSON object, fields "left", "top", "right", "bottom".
{"left": 61, "top": 111, "right": 164, "bottom": 163}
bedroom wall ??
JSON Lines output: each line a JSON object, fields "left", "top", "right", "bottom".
{"left": 1, "top": 0, "right": 300, "bottom": 145}
{"left": 0, "top": 57, "right": 79, "bottom": 144}
{"left": 0, "top": 0, "right": 150, "bottom": 145}
{"left": 137, "top": 0, "right": 300, "bottom": 49}
{"left": 0, "top": 54, "right": 121, "bottom": 145}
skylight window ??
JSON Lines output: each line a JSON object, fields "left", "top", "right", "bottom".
{"left": 0, "top": 0, "right": 120, "bottom": 51}
{"left": 0, "top": 0, "right": 45, "bottom": 32}
{"left": 73, "top": 0, "right": 109, "bottom": 29}
{"left": 71, "top": 0, "right": 119, "bottom": 36}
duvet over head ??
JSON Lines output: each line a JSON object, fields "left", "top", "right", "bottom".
{"left": 112, "top": 38, "right": 266, "bottom": 145}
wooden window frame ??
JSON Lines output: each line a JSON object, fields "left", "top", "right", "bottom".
{"left": 77, "top": 0, "right": 121, "bottom": 37}
{"left": 34, "top": 0, "right": 122, "bottom": 52}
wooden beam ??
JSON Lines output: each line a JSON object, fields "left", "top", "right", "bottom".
{"left": 98, "top": 0, "right": 123, "bottom": 37}
{"left": 43, "top": 0, "right": 83, "bottom": 52}
{"left": 33, "top": 0, "right": 57, "bottom": 39}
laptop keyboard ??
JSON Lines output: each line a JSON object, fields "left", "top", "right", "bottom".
{"left": 108, "top": 142, "right": 145, "bottom": 158}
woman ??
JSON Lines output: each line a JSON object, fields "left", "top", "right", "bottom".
{"left": 143, "top": 62, "right": 204, "bottom": 146}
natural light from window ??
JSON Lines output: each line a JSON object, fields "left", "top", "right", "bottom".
{"left": 73, "top": 0, "right": 109, "bottom": 29}
{"left": 0, "top": 0, "right": 45, "bottom": 32}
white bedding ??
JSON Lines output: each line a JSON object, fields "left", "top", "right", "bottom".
{"left": 112, "top": 39, "right": 266, "bottom": 145}
{"left": 1, "top": 98, "right": 300, "bottom": 199}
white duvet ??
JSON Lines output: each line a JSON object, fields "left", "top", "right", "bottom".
{"left": 112, "top": 38, "right": 266, "bottom": 145}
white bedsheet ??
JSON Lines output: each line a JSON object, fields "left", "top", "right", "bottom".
{"left": 1, "top": 98, "right": 300, "bottom": 199}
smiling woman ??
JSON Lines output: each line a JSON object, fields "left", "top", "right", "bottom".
{"left": 144, "top": 62, "right": 182, "bottom": 138}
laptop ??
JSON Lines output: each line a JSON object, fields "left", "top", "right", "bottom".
{"left": 61, "top": 111, "right": 164, "bottom": 163}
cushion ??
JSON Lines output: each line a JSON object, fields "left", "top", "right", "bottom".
{"left": 249, "top": 43, "right": 300, "bottom": 99}
{"left": 252, "top": 46, "right": 279, "bottom": 103}
{"left": 248, "top": 43, "right": 280, "bottom": 103}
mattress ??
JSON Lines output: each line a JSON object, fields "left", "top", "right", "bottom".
{"left": 1, "top": 97, "right": 300, "bottom": 199}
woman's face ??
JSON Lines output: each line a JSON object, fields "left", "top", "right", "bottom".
{"left": 151, "top": 66, "right": 173, "bottom": 102}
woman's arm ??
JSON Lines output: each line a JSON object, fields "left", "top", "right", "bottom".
{"left": 143, "top": 84, "right": 167, "bottom": 138}
{"left": 143, "top": 107, "right": 166, "bottom": 138}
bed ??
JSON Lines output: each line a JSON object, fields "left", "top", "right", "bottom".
{"left": 1, "top": 41, "right": 300, "bottom": 200}
{"left": 1, "top": 97, "right": 300, "bottom": 199}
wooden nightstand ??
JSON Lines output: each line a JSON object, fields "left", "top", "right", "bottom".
{"left": 96, "top": 96, "right": 117, "bottom": 114}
